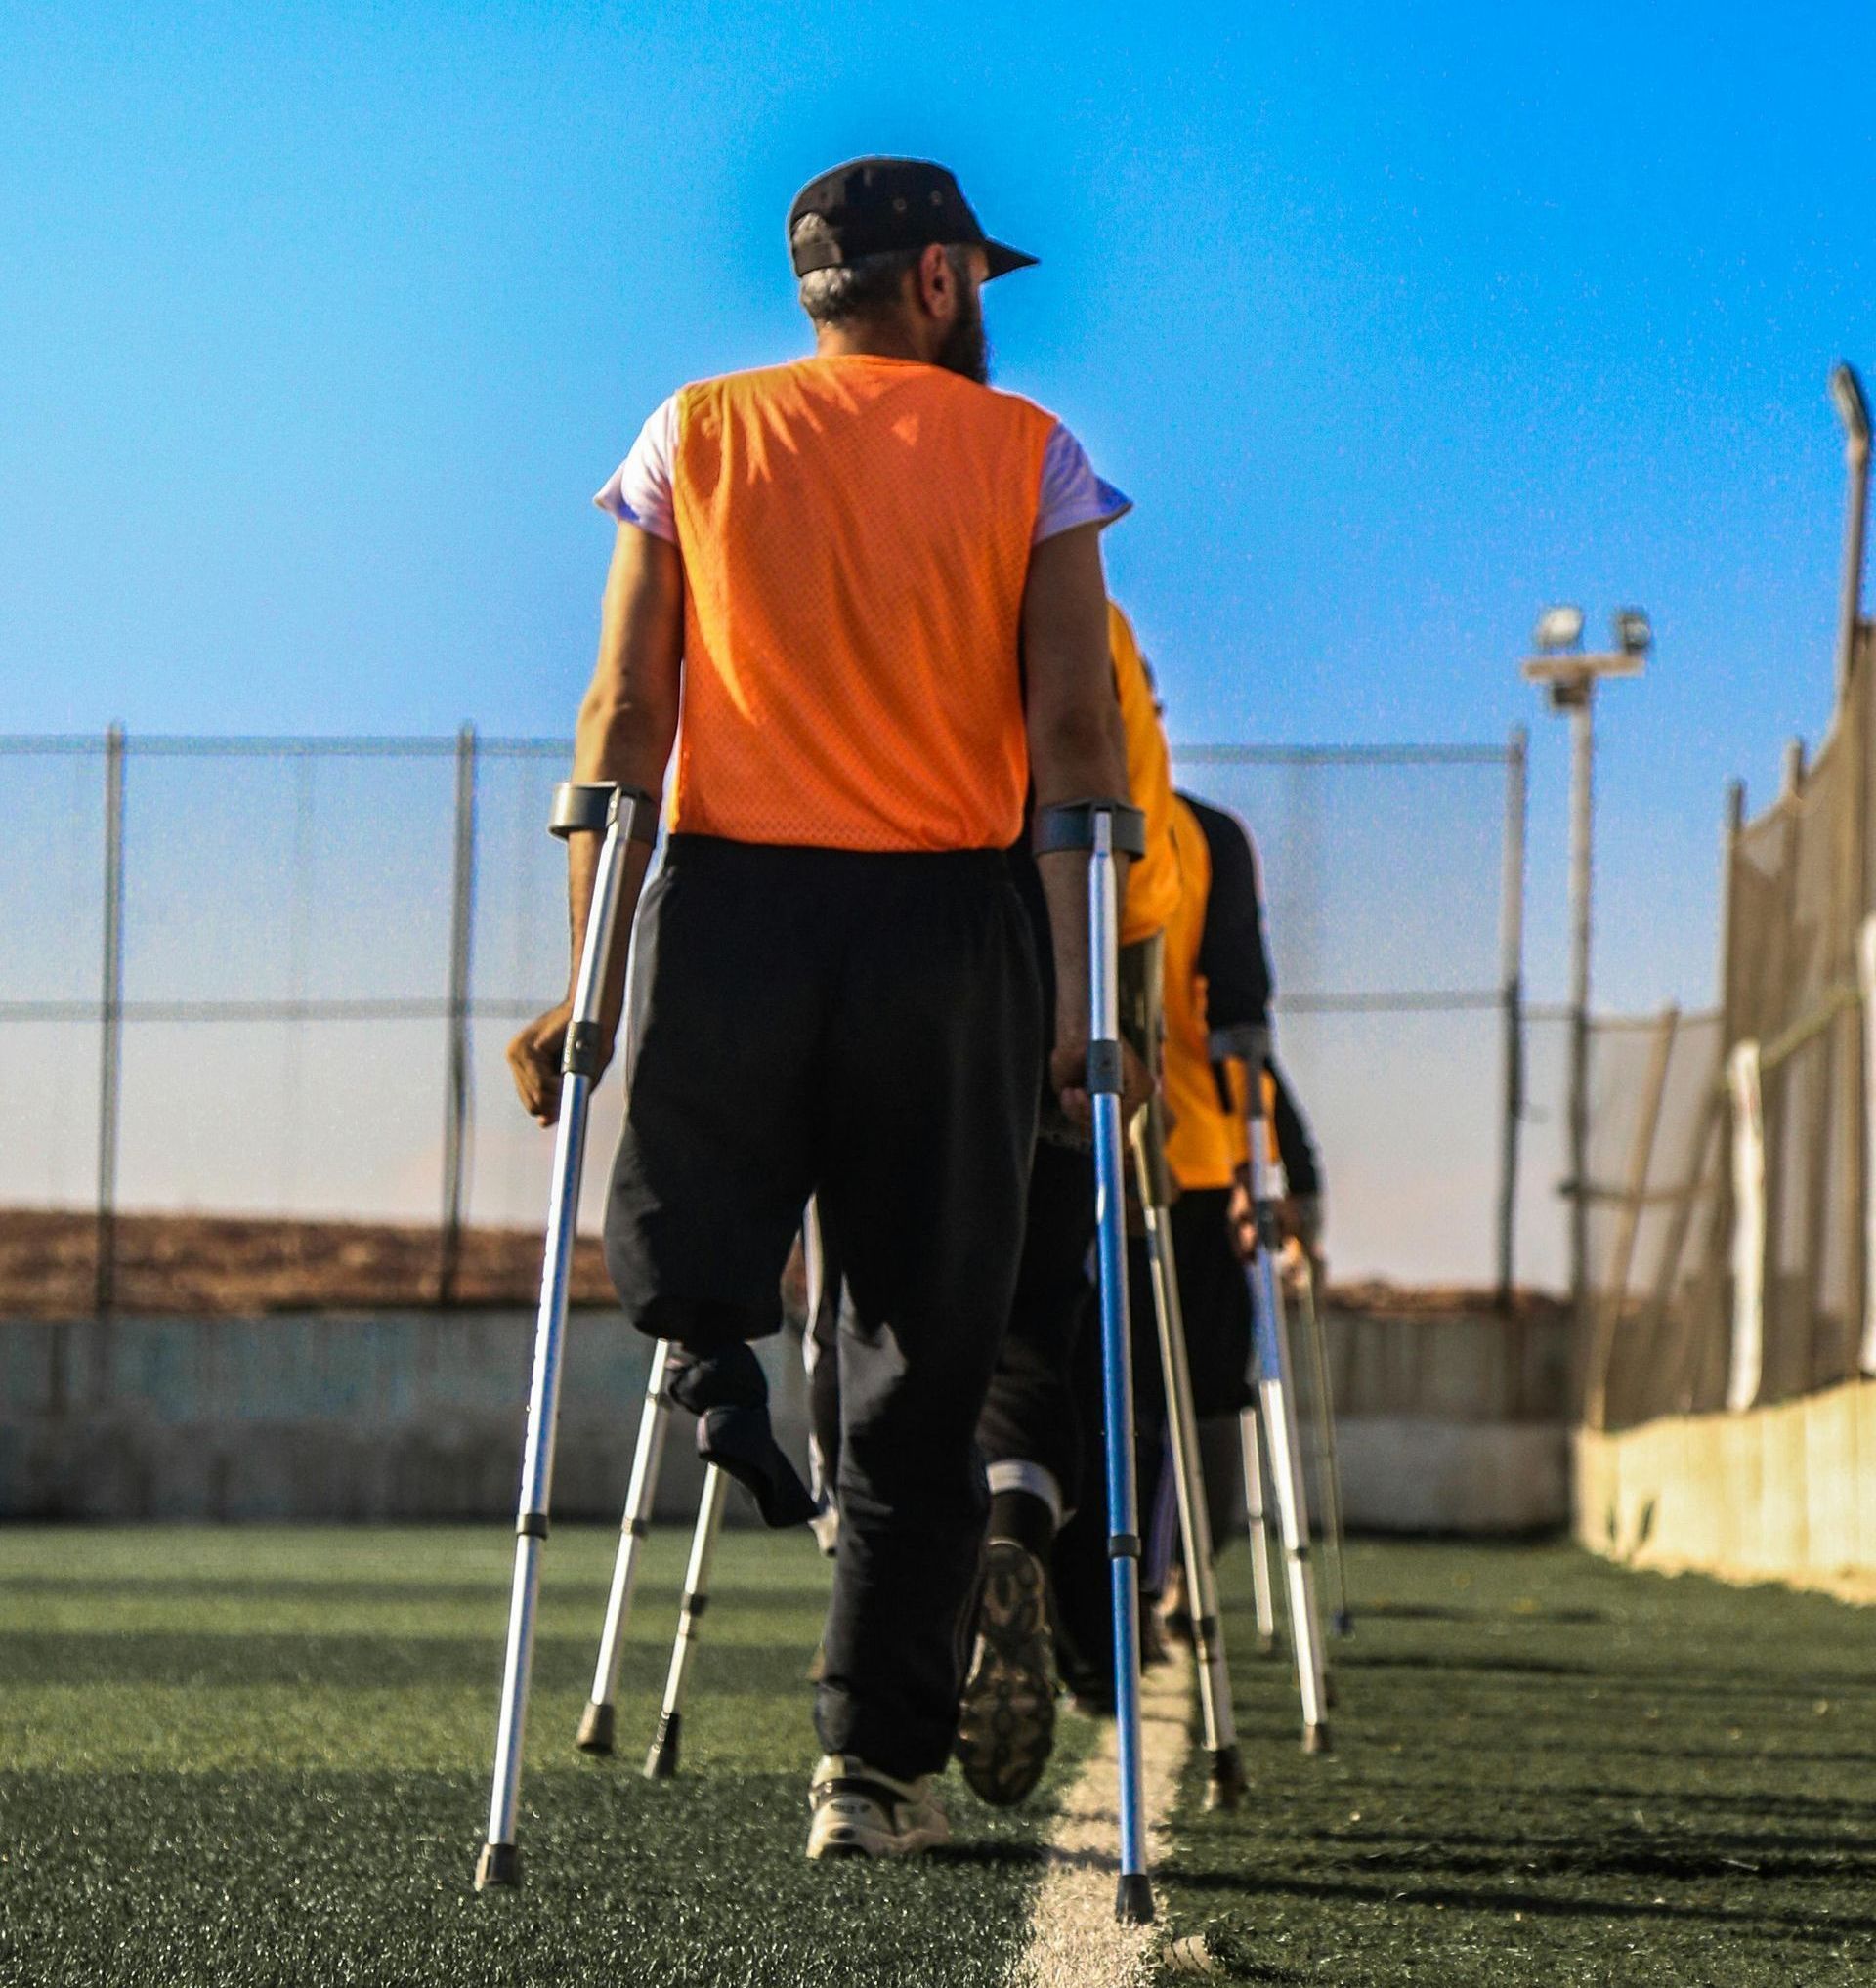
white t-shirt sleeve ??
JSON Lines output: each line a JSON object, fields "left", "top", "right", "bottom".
{"left": 594, "top": 394, "right": 681, "bottom": 543}
{"left": 1034, "top": 422, "right": 1131, "bottom": 543}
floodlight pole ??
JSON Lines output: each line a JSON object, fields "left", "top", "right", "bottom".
{"left": 1566, "top": 688, "right": 1595, "bottom": 1346}
{"left": 1523, "top": 624, "right": 1647, "bottom": 1382}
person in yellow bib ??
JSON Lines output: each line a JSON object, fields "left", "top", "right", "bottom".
{"left": 952, "top": 599, "right": 1177, "bottom": 1804}
{"left": 505, "top": 156, "right": 1134, "bottom": 1863}
{"left": 1139, "top": 790, "right": 1323, "bottom": 1624}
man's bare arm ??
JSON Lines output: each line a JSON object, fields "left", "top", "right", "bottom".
{"left": 507, "top": 524, "right": 684, "bottom": 1123}
{"left": 1020, "top": 521, "right": 1131, "bottom": 1113}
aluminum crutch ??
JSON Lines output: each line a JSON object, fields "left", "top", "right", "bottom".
{"left": 644, "top": 1203, "right": 825, "bottom": 1777}
{"left": 1291, "top": 1247, "right": 1352, "bottom": 1638}
{"left": 1129, "top": 1068, "right": 1246, "bottom": 1810}
{"left": 581, "top": 1204, "right": 825, "bottom": 1754}
{"left": 576, "top": 1340, "right": 678, "bottom": 1754}
{"left": 1238, "top": 1401, "right": 1279, "bottom": 1655}
{"left": 1039, "top": 796, "right": 1153, "bottom": 1925}
{"left": 477, "top": 779, "right": 659, "bottom": 1892}
{"left": 1216, "top": 1026, "right": 1331, "bottom": 1756}
{"left": 643, "top": 1460, "right": 730, "bottom": 1778}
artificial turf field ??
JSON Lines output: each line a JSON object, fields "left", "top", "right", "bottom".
{"left": 0, "top": 1528, "right": 1871, "bottom": 1986}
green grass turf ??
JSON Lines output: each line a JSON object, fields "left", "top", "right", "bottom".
{"left": 3, "top": 1531, "right": 1871, "bottom": 1985}
{"left": 1151, "top": 1539, "right": 1876, "bottom": 1985}
{"left": 0, "top": 1525, "right": 1093, "bottom": 1988}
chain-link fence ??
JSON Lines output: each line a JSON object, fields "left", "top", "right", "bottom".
{"left": 1578, "top": 621, "right": 1876, "bottom": 1429}
{"left": 1169, "top": 744, "right": 1526, "bottom": 1290}
{"left": 1, "top": 730, "right": 1530, "bottom": 1313}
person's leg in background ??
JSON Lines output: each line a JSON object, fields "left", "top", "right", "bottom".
{"left": 957, "top": 1131, "right": 1095, "bottom": 1799}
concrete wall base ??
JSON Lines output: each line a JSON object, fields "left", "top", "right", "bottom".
{"left": 1572, "top": 1377, "right": 1876, "bottom": 1602}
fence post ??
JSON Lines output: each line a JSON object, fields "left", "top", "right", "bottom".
{"left": 1585, "top": 1005, "right": 1679, "bottom": 1429}
{"left": 1727, "top": 1038, "right": 1767, "bottom": 1412}
{"left": 94, "top": 725, "right": 126, "bottom": 1317}
{"left": 1495, "top": 726, "right": 1527, "bottom": 1309}
{"left": 439, "top": 725, "right": 479, "bottom": 1303}
{"left": 1860, "top": 918, "right": 1876, "bottom": 1375}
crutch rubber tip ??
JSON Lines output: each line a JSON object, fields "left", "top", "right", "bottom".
{"left": 1255, "top": 1634, "right": 1278, "bottom": 1659}
{"left": 1332, "top": 1610, "right": 1354, "bottom": 1638}
{"left": 474, "top": 1842, "right": 521, "bottom": 1891}
{"left": 1115, "top": 1874, "right": 1156, "bottom": 1925}
{"left": 1303, "top": 1722, "right": 1333, "bottom": 1756}
{"left": 643, "top": 1711, "right": 682, "bottom": 1781}
{"left": 1204, "top": 1744, "right": 1248, "bottom": 1811}
{"left": 575, "top": 1700, "right": 616, "bottom": 1755}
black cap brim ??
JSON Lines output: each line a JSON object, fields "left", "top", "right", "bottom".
{"left": 983, "top": 240, "right": 1039, "bottom": 279}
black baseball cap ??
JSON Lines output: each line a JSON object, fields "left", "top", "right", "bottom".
{"left": 788, "top": 157, "right": 1038, "bottom": 280}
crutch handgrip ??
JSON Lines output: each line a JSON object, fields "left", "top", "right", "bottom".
{"left": 549, "top": 781, "right": 661, "bottom": 845}
{"left": 1033, "top": 797, "right": 1148, "bottom": 860}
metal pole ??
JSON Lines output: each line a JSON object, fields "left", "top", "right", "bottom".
{"left": 1087, "top": 809, "right": 1153, "bottom": 1925}
{"left": 1831, "top": 361, "right": 1869, "bottom": 705}
{"left": 94, "top": 726, "right": 126, "bottom": 1317}
{"left": 1496, "top": 725, "right": 1528, "bottom": 1308}
{"left": 1567, "top": 690, "right": 1596, "bottom": 1390}
{"left": 644, "top": 1463, "right": 730, "bottom": 1780}
{"left": 440, "top": 724, "right": 478, "bottom": 1303}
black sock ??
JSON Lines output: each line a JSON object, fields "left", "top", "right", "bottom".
{"left": 665, "top": 1342, "right": 767, "bottom": 1416}
{"left": 698, "top": 1406, "right": 818, "bottom": 1530}
{"left": 988, "top": 1487, "right": 1056, "bottom": 1561}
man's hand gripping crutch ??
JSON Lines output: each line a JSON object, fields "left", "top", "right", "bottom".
{"left": 1213, "top": 1025, "right": 1333, "bottom": 1755}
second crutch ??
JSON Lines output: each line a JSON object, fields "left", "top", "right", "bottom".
{"left": 1291, "top": 1246, "right": 1353, "bottom": 1638}
{"left": 1217, "top": 1027, "right": 1332, "bottom": 1755}
{"left": 1126, "top": 937, "right": 1246, "bottom": 1810}
{"left": 477, "top": 780, "right": 660, "bottom": 1891}
{"left": 1040, "top": 796, "right": 1154, "bottom": 1925}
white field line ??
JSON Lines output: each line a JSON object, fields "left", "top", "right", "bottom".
{"left": 1009, "top": 1650, "right": 1195, "bottom": 1988}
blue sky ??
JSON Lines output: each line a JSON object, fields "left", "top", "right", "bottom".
{"left": 2, "top": 0, "right": 1873, "bottom": 1021}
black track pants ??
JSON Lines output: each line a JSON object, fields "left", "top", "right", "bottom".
{"left": 973, "top": 1138, "right": 1097, "bottom": 1496}
{"left": 602, "top": 835, "right": 1042, "bottom": 1778}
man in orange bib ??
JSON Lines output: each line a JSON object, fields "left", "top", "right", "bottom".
{"left": 506, "top": 157, "right": 1133, "bottom": 1861}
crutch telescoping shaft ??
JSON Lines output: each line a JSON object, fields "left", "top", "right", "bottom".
{"left": 643, "top": 1200, "right": 822, "bottom": 1779}
{"left": 1292, "top": 1248, "right": 1353, "bottom": 1637}
{"left": 477, "top": 780, "right": 659, "bottom": 1893}
{"left": 580, "top": 1200, "right": 823, "bottom": 1774}
{"left": 576, "top": 1339, "right": 678, "bottom": 1754}
{"left": 1215, "top": 1026, "right": 1332, "bottom": 1755}
{"left": 1038, "top": 796, "right": 1154, "bottom": 1925}
{"left": 1238, "top": 1402, "right": 1279, "bottom": 1655}
{"left": 1126, "top": 953, "right": 1246, "bottom": 1809}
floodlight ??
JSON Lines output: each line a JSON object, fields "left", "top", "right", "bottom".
{"left": 1830, "top": 361, "right": 1870, "bottom": 448}
{"left": 1533, "top": 605, "right": 1585, "bottom": 653}
{"left": 1613, "top": 609, "right": 1652, "bottom": 657}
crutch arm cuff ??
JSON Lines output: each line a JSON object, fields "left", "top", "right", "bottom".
{"left": 1034, "top": 799, "right": 1148, "bottom": 860}
{"left": 549, "top": 782, "right": 661, "bottom": 845}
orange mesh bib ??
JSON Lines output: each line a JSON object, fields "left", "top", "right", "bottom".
{"left": 667, "top": 355, "right": 1056, "bottom": 850}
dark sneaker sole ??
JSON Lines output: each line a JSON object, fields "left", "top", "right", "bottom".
{"left": 955, "top": 1540, "right": 1056, "bottom": 1807}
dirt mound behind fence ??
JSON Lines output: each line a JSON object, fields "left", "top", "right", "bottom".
{"left": 0, "top": 1207, "right": 1567, "bottom": 1324}
{"left": 0, "top": 1209, "right": 615, "bottom": 1316}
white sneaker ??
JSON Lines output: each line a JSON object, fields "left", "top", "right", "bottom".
{"left": 806, "top": 1755, "right": 950, "bottom": 1860}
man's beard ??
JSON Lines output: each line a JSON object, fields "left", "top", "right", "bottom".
{"left": 934, "top": 285, "right": 991, "bottom": 384}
